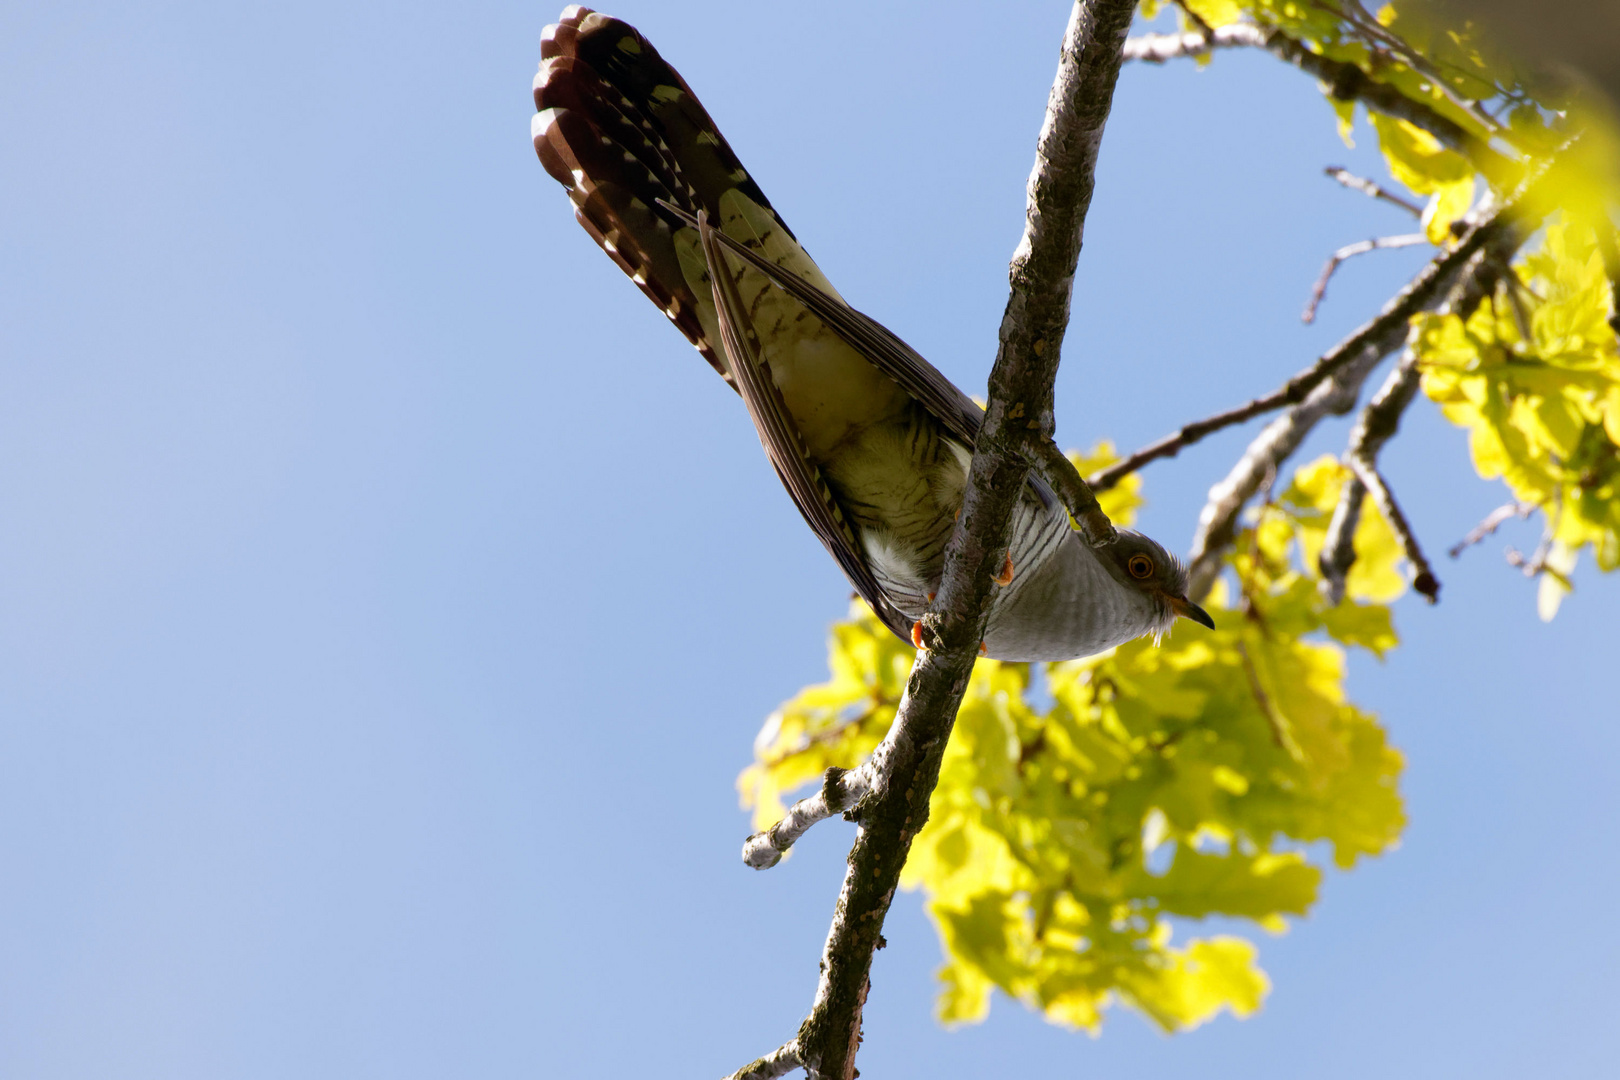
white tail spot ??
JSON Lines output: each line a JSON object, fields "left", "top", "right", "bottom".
{"left": 535, "top": 55, "right": 566, "bottom": 86}
{"left": 531, "top": 108, "right": 562, "bottom": 141}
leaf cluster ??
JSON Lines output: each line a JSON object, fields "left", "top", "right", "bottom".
{"left": 741, "top": 448, "right": 1408, "bottom": 1033}
{"left": 1175, "top": 0, "right": 1571, "bottom": 166}
{"left": 736, "top": 0, "right": 1620, "bottom": 1046}
{"left": 1155, "top": 0, "right": 1620, "bottom": 610}
{"left": 1416, "top": 221, "right": 1620, "bottom": 614}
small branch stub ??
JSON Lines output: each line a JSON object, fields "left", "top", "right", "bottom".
{"left": 1450, "top": 501, "right": 1536, "bottom": 558}
{"left": 1031, "top": 438, "right": 1117, "bottom": 545}
{"left": 1346, "top": 457, "right": 1441, "bottom": 603}
{"left": 1303, "top": 234, "right": 1429, "bottom": 324}
{"left": 742, "top": 766, "right": 872, "bottom": 870}
{"left": 723, "top": 1042, "right": 802, "bottom": 1080}
{"left": 1324, "top": 166, "right": 1424, "bottom": 217}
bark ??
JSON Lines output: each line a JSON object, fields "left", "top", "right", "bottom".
{"left": 742, "top": 2, "right": 1140, "bottom": 1076}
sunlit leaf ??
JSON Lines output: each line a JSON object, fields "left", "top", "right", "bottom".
{"left": 743, "top": 454, "right": 1414, "bottom": 1032}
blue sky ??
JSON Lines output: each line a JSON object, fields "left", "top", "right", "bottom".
{"left": 2, "top": 2, "right": 1615, "bottom": 1077}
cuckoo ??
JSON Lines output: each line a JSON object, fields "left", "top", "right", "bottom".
{"left": 531, "top": 6, "right": 1214, "bottom": 660}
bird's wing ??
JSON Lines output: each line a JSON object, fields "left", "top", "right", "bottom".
{"left": 534, "top": 7, "right": 1054, "bottom": 642}
{"left": 697, "top": 214, "right": 913, "bottom": 641}
{"left": 666, "top": 204, "right": 1061, "bottom": 517}
{"left": 668, "top": 202, "right": 986, "bottom": 447}
{"left": 534, "top": 8, "right": 914, "bottom": 639}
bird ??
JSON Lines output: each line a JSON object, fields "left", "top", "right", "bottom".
{"left": 530, "top": 6, "right": 1214, "bottom": 661}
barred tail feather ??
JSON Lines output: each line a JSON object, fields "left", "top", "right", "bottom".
{"left": 533, "top": 6, "right": 803, "bottom": 383}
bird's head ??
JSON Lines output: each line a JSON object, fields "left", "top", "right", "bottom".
{"left": 1096, "top": 530, "right": 1215, "bottom": 639}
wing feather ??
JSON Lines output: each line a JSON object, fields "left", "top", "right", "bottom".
{"left": 663, "top": 203, "right": 985, "bottom": 445}
{"left": 698, "top": 214, "right": 913, "bottom": 641}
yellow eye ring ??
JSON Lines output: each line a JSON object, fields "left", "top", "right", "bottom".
{"left": 1127, "top": 553, "right": 1154, "bottom": 579}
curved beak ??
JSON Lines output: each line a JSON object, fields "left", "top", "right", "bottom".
{"left": 1167, "top": 594, "right": 1216, "bottom": 630}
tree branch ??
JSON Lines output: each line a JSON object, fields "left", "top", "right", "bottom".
{"left": 742, "top": 4, "right": 1139, "bottom": 1077}
{"left": 1184, "top": 340, "right": 1386, "bottom": 600}
{"left": 1303, "top": 233, "right": 1430, "bottom": 324}
{"left": 1317, "top": 349, "right": 1418, "bottom": 605}
{"left": 1253, "top": 26, "right": 1508, "bottom": 176}
{"left": 1235, "top": 639, "right": 1303, "bottom": 760}
{"left": 724, "top": 1043, "right": 802, "bottom": 1080}
{"left": 1448, "top": 500, "right": 1535, "bottom": 558}
{"left": 1318, "top": 219, "right": 1530, "bottom": 602}
{"left": 742, "top": 766, "right": 872, "bottom": 870}
{"left": 1124, "top": 22, "right": 1511, "bottom": 178}
{"left": 1324, "top": 166, "right": 1424, "bottom": 217}
{"left": 1333, "top": 0, "right": 1505, "bottom": 138}
{"left": 1317, "top": 471, "right": 1366, "bottom": 598}
{"left": 1123, "top": 23, "right": 1266, "bottom": 63}
{"left": 1184, "top": 197, "right": 1529, "bottom": 599}
{"left": 1090, "top": 202, "right": 1516, "bottom": 496}
{"left": 1347, "top": 456, "right": 1442, "bottom": 602}
{"left": 1031, "top": 438, "right": 1116, "bottom": 544}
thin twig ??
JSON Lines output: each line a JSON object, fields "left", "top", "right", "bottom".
{"left": 1124, "top": 23, "right": 1511, "bottom": 178}
{"left": 1346, "top": 457, "right": 1441, "bottom": 602}
{"left": 1030, "top": 439, "right": 1116, "bottom": 545}
{"left": 1303, "top": 233, "right": 1430, "bottom": 323}
{"left": 1320, "top": 0, "right": 1537, "bottom": 116}
{"left": 1086, "top": 392, "right": 1308, "bottom": 493}
{"left": 1090, "top": 200, "right": 1520, "bottom": 496}
{"left": 1260, "top": 26, "right": 1508, "bottom": 179}
{"left": 1235, "top": 639, "right": 1303, "bottom": 760}
{"left": 1183, "top": 195, "right": 1536, "bottom": 600}
{"left": 1505, "top": 493, "right": 1560, "bottom": 583}
{"left": 1169, "top": 0, "right": 1215, "bottom": 41}
{"left": 1504, "top": 547, "right": 1539, "bottom": 573}
{"left": 1334, "top": 0, "right": 1506, "bottom": 137}
{"left": 1318, "top": 214, "right": 1525, "bottom": 602}
{"left": 764, "top": 4, "right": 1139, "bottom": 1077}
{"left": 1449, "top": 501, "right": 1536, "bottom": 558}
{"left": 1324, "top": 166, "right": 1424, "bottom": 217}
{"left": 1184, "top": 341, "right": 1388, "bottom": 599}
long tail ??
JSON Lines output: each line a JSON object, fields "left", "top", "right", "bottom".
{"left": 532, "top": 6, "right": 803, "bottom": 383}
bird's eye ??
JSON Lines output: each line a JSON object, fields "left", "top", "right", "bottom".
{"left": 1127, "top": 553, "right": 1154, "bottom": 579}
